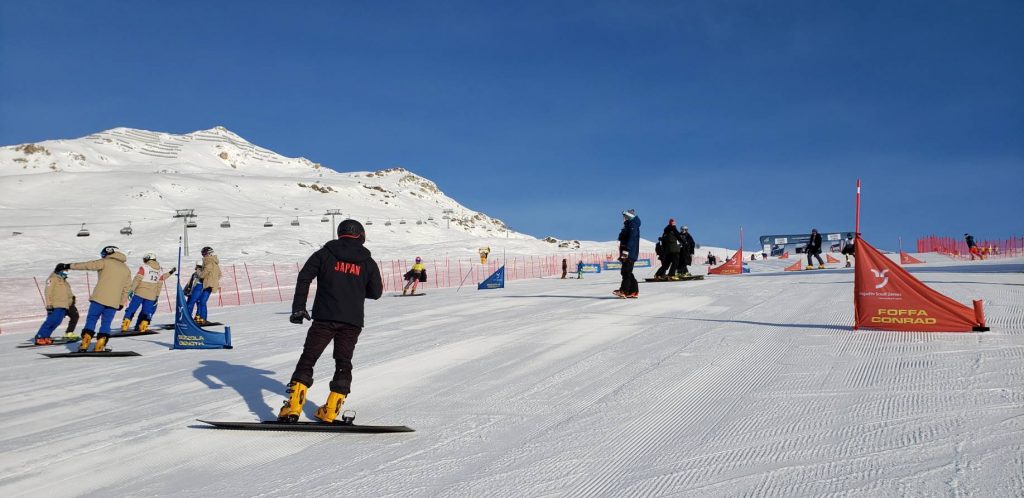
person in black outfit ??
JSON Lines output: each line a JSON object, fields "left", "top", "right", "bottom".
{"left": 278, "top": 219, "right": 383, "bottom": 423}
{"left": 65, "top": 296, "right": 80, "bottom": 337}
{"left": 841, "top": 235, "right": 856, "bottom": 267}
{"left": 678, "top": 226, "right": 696, "bottom": 277}
{"left": 653, "top": 219, "right": 682, "bottom": 280}
{"left": 806, "top": 228, "right": 824, "bottom": 269}
{"left": 615, "top": 209, "right": 641, "bottom": 298}
{"left": 561, "top": 258, "right": 568, "bottom": 279}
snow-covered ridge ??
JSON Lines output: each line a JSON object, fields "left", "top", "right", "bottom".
{"left": 0, "top": 127, "right": 649, "bottom": 276}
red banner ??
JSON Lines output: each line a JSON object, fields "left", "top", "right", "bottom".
{"left": 784, "top": 259, "right": 803, "bottom": 272}
{"left": 899, "top": 252, "right": 924, "bottom": 265}
{"left": 854, "top": 238, "right": 984, "bottom": 332}
{"left": 826, "top": 254, "right": 841, "bottom": 263}
{"left": 709, "top": 250, "right": 743, "bottom": 275}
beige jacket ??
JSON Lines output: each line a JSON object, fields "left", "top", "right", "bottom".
{"left": 200, "top": 254, "right": 222, "bottom": 293}
{"left": 129, "top": 260, "right": 173, "bottom": 301}
{"left": 44, "top": 273, "right": 74, "bottom": 309}
{"left": 70, "top": 251, "right": 131, "bottom": 308}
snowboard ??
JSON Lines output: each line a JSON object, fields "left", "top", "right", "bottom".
{"left": 17, "top": 338, "right": 80, "bottom": 348}
{"left": 196, "top": 420, "right": 415, "bottom": 433}
{"left": 395, "top": 293, "right": 426, "bottom": 297}
{"left": 41, "top": 350, "right": 141, "bottom": 358}
{"left": 644, "top": 275, "right": 705, "bottom": 282}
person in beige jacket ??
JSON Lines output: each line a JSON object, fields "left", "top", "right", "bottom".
{"left": 55, "top": 245, "right": 131, "bottom": 352}
{"left": 194, "top": 246, "right": 222, "bottom": 325}
{"left": 32, "top": 269, "right": 76, "bottom": 345}
{"left": 120, "top": 252, "right": 176, "bottom": 333}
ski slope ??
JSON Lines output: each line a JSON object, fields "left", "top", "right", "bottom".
{"left": 1, "top": 257, "right": 1021, "bottom": 497}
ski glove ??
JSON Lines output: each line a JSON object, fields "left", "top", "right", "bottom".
{"left": 168, "top": 267, "right": 176, "bottom": 275}
{"left": 289, "top": 310, "right": 311, "bottom": 324}
{"left": 54, "top": 263, "right": 70, "bottom": 273}
{"left": 46, "top": 306, "right": 54, "bottom": 312}
{"left": 127, "top": 291, "right": 135, "bottom": 302}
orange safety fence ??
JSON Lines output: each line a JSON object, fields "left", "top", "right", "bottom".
{"left": 1, "top": 251, "right": 668, "bottom": 332}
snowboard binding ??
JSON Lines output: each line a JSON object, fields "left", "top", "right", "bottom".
{"left": 339, "top": 410, "right": 356, "bottom": 426}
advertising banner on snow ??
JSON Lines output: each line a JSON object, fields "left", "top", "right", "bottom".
{"left": 854, "top": 238, "right": 985, "bottom": 332}
{"left": 478, "top": 266, "right": 505, "bottom": 290}
{"left": 602, "top": 259, "right": 651, "bottom": 270}
{"left": 708, "top": 250, "right": 743, "bottom": 275}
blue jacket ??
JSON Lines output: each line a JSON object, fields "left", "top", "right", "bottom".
{"left": 618, "top": 216, "right": 641, "bottom": 262}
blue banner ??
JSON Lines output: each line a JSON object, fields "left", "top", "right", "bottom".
{"left": 602, "top": 258, "right": 651, "bottom": 270}
{"left": 578, "top": 263, "right": 601, "bottom": 273}
{"left": 478, "top": 265, "right": 505, "bottom": 290}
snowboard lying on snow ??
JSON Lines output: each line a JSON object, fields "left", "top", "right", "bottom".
{"left": 197, "top": 420, "right": 414, "bottom": 433}
{"left": 644, "top": 275, "right": 705, "bottom": 282}
{"left": 158, "top": 322, "right": 223, "bottom": 330}
{"left": 41, "top": 350, "right": 141, "bottom": 358}
{"left": 17, "top": 338, "right": 80, "bottom": 348}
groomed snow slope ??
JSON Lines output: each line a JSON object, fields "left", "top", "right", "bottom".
{"left": 1, "top": 259, "right": 1021, "bottom": 497}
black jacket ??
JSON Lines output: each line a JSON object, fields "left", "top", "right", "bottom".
{"left": 403, "top": 268, "right": 428, "bottom": 282}
{"left": 662, "top": 225, "right": 681, "bottom": 253}
{"left": 293, "top": 239, "right": 383, "bottom": 328}
{"left": 807, "top": 232, "right": 823, "bottom": 254}
{"left": 680, "top": 232, "right": 695, "bottom": 255}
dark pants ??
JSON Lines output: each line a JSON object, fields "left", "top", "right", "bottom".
{"left": 619, "top": 259, "right": 638, "bottom": 294}
{"left": 807, "top": 250, "right": 824, "bottom": 266}
{"left": 289, "top": 320, "right": 362, "bottom": 394}
{"left": 65, "top": 304, "right": 79, "bottom": 333}
{"left": 654, "top": 252, "right": 679, "bottom": 277}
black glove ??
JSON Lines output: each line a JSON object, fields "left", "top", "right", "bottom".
{"left": 168, "top": 267, "right": 176, "bottom": 275}
{"left": 289, "top": 310, "right": 311, "bottom": 324}
{"left": 46, "top": 305, "right": 54, "bottom": 312}
{"left": 54, "top": 263, "right": 70, "bottom": 273}
{"left": 118, "top": 305, "right": 124, "bottom": 311}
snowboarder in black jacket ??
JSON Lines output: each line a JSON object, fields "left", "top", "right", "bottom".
{"left": 654, "top": 219, "right": 681, "bottom": 280}
{"left": 678, "top": 226, "right": 696, "bottom": 277}
{"left": 806, "top": 228, "right": 824, "bottom": 269}
{"left": 278, "top": 219, "right": 383, "bottom": 423}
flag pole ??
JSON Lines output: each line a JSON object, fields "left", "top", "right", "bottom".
{"left": 855, "top": 179, "right": 861, "bottom": 240}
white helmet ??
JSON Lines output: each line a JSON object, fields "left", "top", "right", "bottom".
{"left": 143, "top": 251, "right": 157, "bottom": 262}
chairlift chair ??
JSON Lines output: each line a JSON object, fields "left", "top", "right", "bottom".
{"left": 416, "top": 220, "right": 423, "bottom": 225}
{"left": 321, "top": 216, "right": 329, "bottom": 223}
{"left": 385, "top": 219, "right": 392, "bottom": 226}
{"left": 427, "top": 215, "right": 434, "bottom": 221}
{"left": 399, "top": 219, "right": 407, "bottom": 225}
{"left": 76, "top": 223, "right": 90, "bottom": 237}
{"left": 264, "top": 217, "right": 274, "bottom": 227}
{"left": 119, "top": 221, "right": 133, "bottom": 236}
{"left": 366, "top": 219, "right": 374, "bottom": 225}
{"left": 186, "top": 217, "right": 197, "bottom": 228}
{"left": 291, "top": 217, "right": 300, "bottom": 226}
{"left": 220, "top": 217, "right": 231, "bottom": 228}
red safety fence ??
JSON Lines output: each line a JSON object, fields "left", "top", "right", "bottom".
{"left": 1, "top": 250, "right": 676, "bottom": 332}
{"left": 916, "top": 235, "right": 1024, "bottom": 260}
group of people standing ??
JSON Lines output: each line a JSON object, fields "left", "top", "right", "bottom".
{"left": 34, "top": 245, "right": 222, "bottom": 348}
{"left": 653, "top": 219, "right": 696, "bottom": 281}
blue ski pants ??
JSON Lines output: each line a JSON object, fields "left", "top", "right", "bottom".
{"left": 35, "top": 308, "right": 68, "bottom": 339}
{"left": 83, "top": 301, "right": 118, "bottom": 334}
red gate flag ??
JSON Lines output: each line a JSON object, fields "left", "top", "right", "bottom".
{"left": 826, "top": 254, "right": 841, "bottom": 264}
{"left": 900, "top": 252, "right": 924, "bottom": 265}
{"left": 779, "top": 252, "right": 789, "bottom": 259}
{"left": 709, "top": 250, "right": 743, "bottom": 275}
{"left": 854, "top": 238, "right": 986, "bottom": 332}
{"left": 784, "top": 259, "right": 803, "bottom": 272}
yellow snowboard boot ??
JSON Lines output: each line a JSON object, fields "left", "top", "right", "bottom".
{"left": 78, "top": 331, "right": 94, "bottom": 352}
{"left": 138, "top": 320, "right": 149, "bottom": 332}
{"left": 315, "top": 392, "right": 347, "bottom": 423}
{"left": 121, "top": 318, "right": 131, "bottom": 332}
{"left": 93, "top": 334, "right": 109, "bottom": 352}
{"left": 277, "top": 381, "right": 308, "bottom": 422}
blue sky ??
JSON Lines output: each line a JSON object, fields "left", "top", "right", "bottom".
{"left": 2, "top": 0, "right": 1021, "bottom": 249}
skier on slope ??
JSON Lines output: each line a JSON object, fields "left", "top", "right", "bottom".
{"left": 561, "top": 258, "right": 568, "bottom": 279}
{"left": 841, "top": 235, "right": 856, "bottom": 267}
{"left": 121, "top": 252, "right": 175, "bottom": 333}
{"left": 54, "top": 245, "right": 131, "bottom": 352}
{"left": 402, "top": 257, "right": 427, "bottom": 296}
{"left": 614, "top": 209, "right": 641, "bottom": 298}
{"left": 278, "top": 220, "right": 383, "bottom": 423}
{"left": 576, "top": 260, "right": 584, "bottom": 279}
{"left": 678, "top": 225, "right": 696, "bottom": 278}
{"left": 805, "top": 228, "right": 825, "bottom": 270}
{"left": 32, "top": 268, "right": 75, "bottom": 345}
{"left": 184, "top": 264, "right": 204, "bottom": 317}
{"left": 194, "top": 247, "right": 222, "bottom": 325}
{"left": 965, "top": 233, "right": 984, "bottom": 260}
